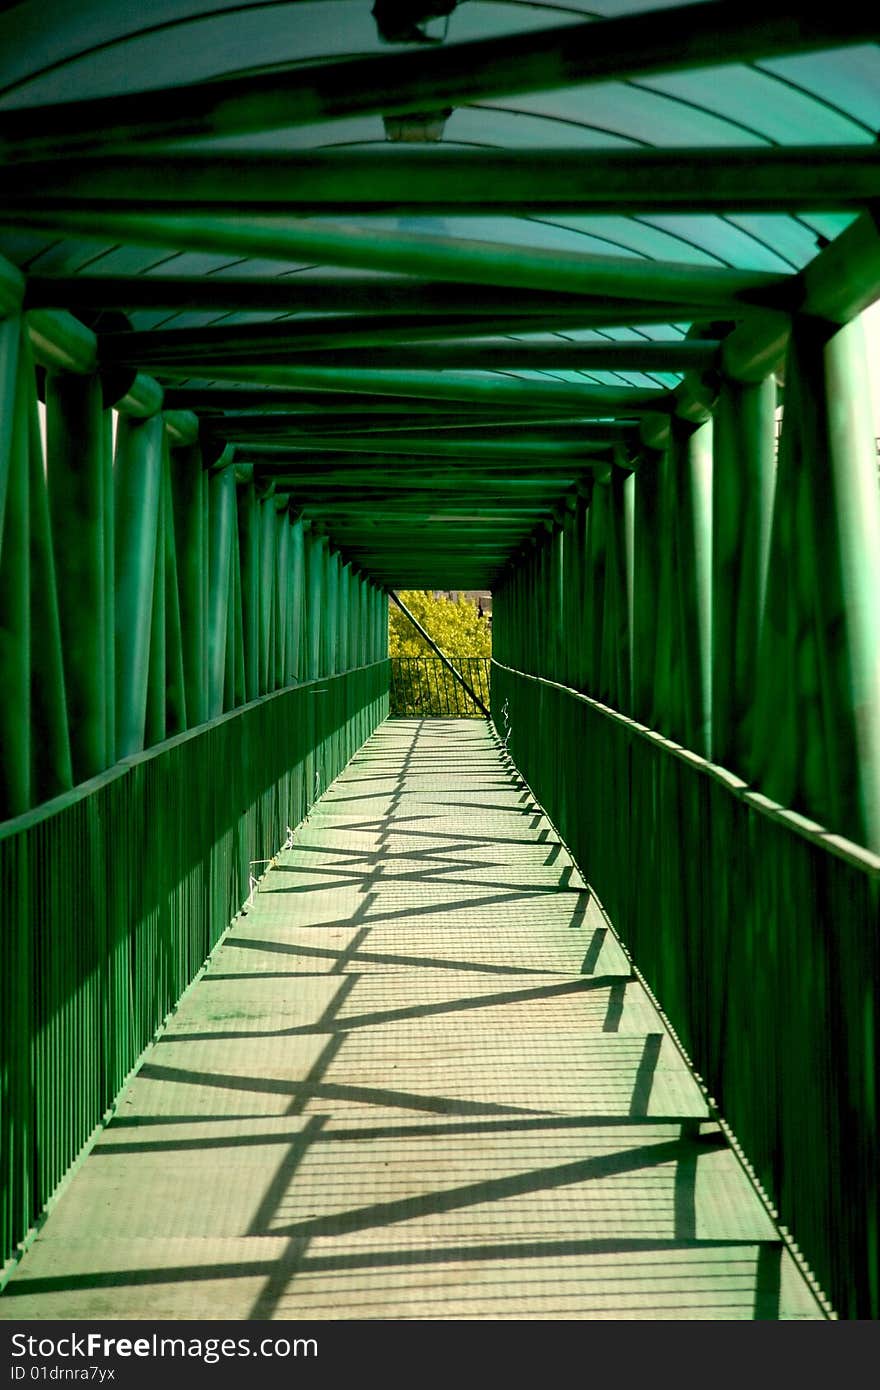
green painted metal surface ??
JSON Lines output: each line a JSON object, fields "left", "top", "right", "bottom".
{"left": 0, "top": 720, "right": 828, "bottom": 1320}
{"left": 491, "top": 660, "right": 880, "bottom": 1320}
{"left": 0, "top": 661, "right": 388, "bottom": 1276}
{"left": 0, "top": 0, "right": 879, "bottom": 1322}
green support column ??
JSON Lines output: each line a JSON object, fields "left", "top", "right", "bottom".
{"left": 368, "top": 582, "right": 378, "bottom": 664}
{"left": 757, "top": 313, "right": 880, "bottom": 846}
{"left": 170, "top": 440, "right": 208, "bottom": 727}
{"left": 287, "top": 517, "right": 304, "bottom": 683}
{"left": 754, "top": 324, "right": 839, "bottom": 828}
{"left": 305, "top": 528, "right": 324, "bottom": 680}
{"left": 144, "top": 437, "right": 167, "bottom": 749}
{"left": 559, "top": 500, "right": 581, "bottom": 690}
{"left": 629, "top": 454, "right": 663, "bottom": 726}
{"left": 44, "top": 370, "right": 107, "bottom": 780}
{"left": 274, "top": 504, "right": 290, "bottom": 691}
{"left": 623, "top": 470, "right": 636, "bottom": 713}
{"left": 237, "top": 479, "right": 259, "bottom": 702}
{"left": 259, "top": 493, "right": 276, "bottom": 694}
{"left": 349, "top": 569, "right": 362, "bottom": 670}
{"left": 323, "top": 550, "right": 338, "bottom": 675}
{"left": 207, "top": 465, "right": 234, "bottom": 720}
{"left": 582, "top": 478, "right": 607, "bottom": 696}
{"left": 550, "top": 525, "right": 565, "bottom": 685}
{"left": 673, "top": 417, "right": 713, "bottom": 758}
{"left": 650, "top": 441, "right": 679, "bottom": 739}
{"left": 28, "top": 349, "right": 73, "bottom": 804}
{"left": 226, "top": 491, "right": 246, "bottom": 710}
{"left": 711, "top": 375, "right": 776, "bottom": 775}
{"left": 822, "top": 313, "right": 880, "bottom": 850}
{"left": 161, "top": 433, "right": 187, "bottom": 736}
{"left": 114, "top": 412, "right": 163, "bottom": 759}
{"left": 102, "top": 410, "right": 115, "bottom": 761}
{"left": 360, "top": 578, "right": 369, "bottom": 668}
{"left": 599, "top": 470, "right": 630, "bottom": 713}
{"left": 338, "top": 562, "right": 351, "bottom": 674}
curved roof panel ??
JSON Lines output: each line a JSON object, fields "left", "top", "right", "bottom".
{"left": 0, "top": 0, "right": 877, "bottom": 586}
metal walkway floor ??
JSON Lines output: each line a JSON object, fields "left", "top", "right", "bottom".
{"left": 2, "top": 720, "right": 824, "bottom": 1320}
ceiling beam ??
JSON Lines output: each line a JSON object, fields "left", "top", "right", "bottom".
{"left": 155, "top": 363, "right": 669, "bottom": 412}
{"left": 161, "top": 389, "right": 644, "bottom": 419}
{"left": 8, "top": 146, "right": 878, "bottom": 214}
{"left": 120, "top": 339, "right": 711, "bottom": 373}
{"left": 210, "top": 413, "right": 638, "bottom": 437}
{"left": 0, "top": 3, "right": 870, "bottom": 161}
{"left": 233, "top": 437, "right": 619, "bottom": 462}
{"left": 2, "top": 210, "right": 789, "bottom": 310}
{"left": 24, "top": 275, "right": 732, "bottom": 325}
{"left": 98, "top": 312, "right": 631, "bottom": 364}
{"left": 214, "top": 420, "right": 637, "bottom": 445}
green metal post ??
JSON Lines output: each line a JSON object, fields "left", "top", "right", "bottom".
{"left": 823, "top": 314, "right": 880, "bottom": 847}
{"left": 28, "top": 356, "right": 73, "bottom": 804}
{"left": 170, "top": 440, "right": 208, "bottom": 726}
{"left": 584, "top": 478, "right": 609, "bottom": 700}
{"left": 162, "top": 435, "right": 187, "bottom": 736}
{"left": 305, "top": 529, "right": 324, "bottom": 680}
{"left": 145, "top": 441, "right": 167, "bottom": 749}
{"left": 237, "top": 479, "right": 259, "bottom": 702}
{"left": 350, "top": 570, "right": 362, "bottom": 671}
{"left": 711, "top": 375, "right": 777, "bottom": 775}
{"left": 102, "top": 410, "right": 115, "bottom": 761}
{"left": 651, "top": 442, "right": 682, "bottom": 739}
{"left": 259, "top": 494, "right": 276, "bottom": 694}
{"left": 338, "top": 561, "right": 351, "bottom": 674}
{"left": 44, "top": 370, "right": 107, "bottom": 779}
{"left": 0, "top": 321, "right": 32, "bottom": 814}
{"left": 672, "top": 418, "right": 713, "bottom": 758}
{"left": 629, "top": 455, "right": 662, "bottom": 725}
{"left": 287, "top": 517, "right": 304, "bottom": 683}
{"left": 552, "top": 526, "right": 566, "bottom": 685}
{"left": 600, "top": 470, "right": 631, "bottom": 713}
{"left": 227, "top": 492, "right": 246, "bottom": 710}
{"left": 207, "top": 465, "right": 235, "bottom": 720}
{"left": 114, "top": 412, "right": 163, "bottom": 759}
{"left": 274, "top": 505, "right": 290, "bottom": 691}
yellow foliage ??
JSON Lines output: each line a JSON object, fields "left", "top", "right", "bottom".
{"left": 389, "top": 590, "right": 492, "bottom": 658}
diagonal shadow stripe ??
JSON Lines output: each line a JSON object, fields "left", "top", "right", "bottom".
{"left": 94, "top": 1113, "right": 716, "bottom": 1156}
{"left": 261, "top": 1133, "right": 727, "bottom": 1239}
{"left": 2, "top": 1232, "right": 780, "bottom": 1301}
{"left": 161, "top": 974, "right": 633, "bottom": 1043}
{"left": 220, "top": 936, "right": 560, "bottom": 977}
{"left": 135, "top": 1061, "right": 546, "bottom": 1117}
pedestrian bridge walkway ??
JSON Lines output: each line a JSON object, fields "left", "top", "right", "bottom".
{"left": 1, "top": 721, "right": 823, "bottom": 1320}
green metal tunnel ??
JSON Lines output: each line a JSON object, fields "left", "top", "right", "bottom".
{"left": 0, "top": 0, "right": 879, "bottom": 1319}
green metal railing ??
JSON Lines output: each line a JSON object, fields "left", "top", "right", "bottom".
{"left": 0, "top": 660, "right": 389, "bottom": 1277}
{"left": 389, "top": 656, "right": 491, "bottom": 717}
{"left": 492, "top": 658, "right": 880, "bottom": 1321}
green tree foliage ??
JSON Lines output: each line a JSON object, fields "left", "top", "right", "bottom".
{"left": 388, "top": 590, "right": 492, "bottom": 658}
{"left": 388, "top": 591, "right": 492, "bottom": 717}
